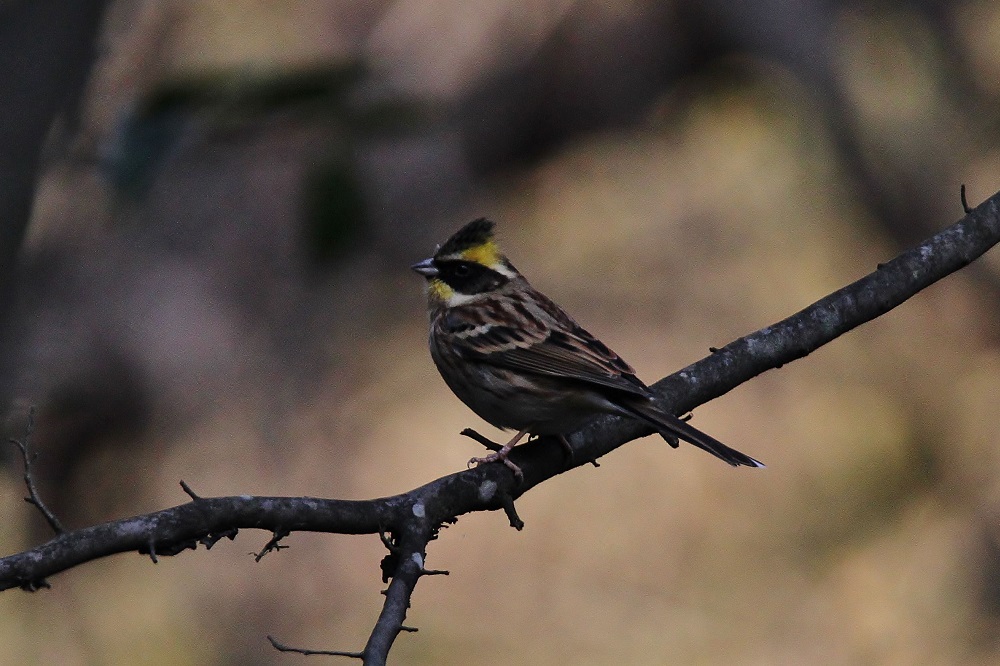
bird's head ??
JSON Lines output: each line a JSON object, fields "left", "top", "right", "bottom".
{"left": 411, "top": 218, "right": 519, "bottom": 306}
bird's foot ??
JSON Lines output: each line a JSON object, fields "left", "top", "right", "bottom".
{"left": 465, "top": 428, "right": 530, "bottom": 481}
{"left": 468, "top": 448, "right": 523, "bottom": 481}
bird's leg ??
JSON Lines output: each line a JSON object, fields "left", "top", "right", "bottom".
{"left": 469, "top": 428, "right": 529, "bottom": 480}
{"left": 557, "top": 434, "right": 574, "bottom": 460}
{"left": 659, "top": 413, "right": 690, "bottom": 448}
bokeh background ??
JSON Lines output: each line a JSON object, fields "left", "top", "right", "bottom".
{"left": 2, "top": 1, "right": 1000, "bottom": 663}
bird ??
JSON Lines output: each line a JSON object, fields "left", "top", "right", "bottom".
{"left": 411, "top": 218, "right": 763, "bottom": 478}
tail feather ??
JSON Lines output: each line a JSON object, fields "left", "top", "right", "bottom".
{"left": 623, "top": 401, "right": 764, "bottom": 468}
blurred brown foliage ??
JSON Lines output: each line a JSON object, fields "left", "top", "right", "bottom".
{"left": 2, "top": 1, "right": 1000, "bottom": 663}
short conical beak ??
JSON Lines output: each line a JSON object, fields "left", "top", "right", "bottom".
{"left": 410, "top": 257, "right": 438, "bottom": 278}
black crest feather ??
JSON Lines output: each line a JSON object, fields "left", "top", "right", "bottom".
{"left": 436, "top": 218, "right": 495, "bottom": 257}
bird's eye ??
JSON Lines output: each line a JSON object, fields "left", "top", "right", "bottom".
{"left": 453, "top": 263, "right": 471, "bottom": 277}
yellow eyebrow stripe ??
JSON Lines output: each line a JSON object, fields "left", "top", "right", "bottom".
{"left": 460, "top": 240, "right": 501, "bottom": 268}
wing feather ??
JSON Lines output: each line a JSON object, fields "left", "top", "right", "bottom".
{"left": 442, "top": 288, "right": 651, "bottom": 398}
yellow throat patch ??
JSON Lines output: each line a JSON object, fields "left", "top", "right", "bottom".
{"left": 428, "top": 277, "right": 454, "bottom": 301}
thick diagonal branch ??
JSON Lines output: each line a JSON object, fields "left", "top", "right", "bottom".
{"left": 1, "top": 189, "right": 998, "bottom": 665}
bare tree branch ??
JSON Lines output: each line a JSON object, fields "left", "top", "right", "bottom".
{"left": 2, "top": 189, "right": 998, "bottom": 664}
{"left": 8, "top": 407, "right": 64, "bottom": 535}
{"left": 268, "top": 634, "right": 365, "bottom": 659}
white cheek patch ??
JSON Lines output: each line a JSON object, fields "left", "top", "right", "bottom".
{"left": 445, "top": 291, "right": 482, "bottom": 307}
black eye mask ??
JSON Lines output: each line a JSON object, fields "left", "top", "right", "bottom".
{"left": 434, "top": 260, "right": 509, "bottom": 295}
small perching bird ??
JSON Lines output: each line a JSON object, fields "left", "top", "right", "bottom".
{"left": 412, "top": 219, "right": 763, "bottom": 478}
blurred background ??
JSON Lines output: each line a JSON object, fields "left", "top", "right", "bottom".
{"left": 1, "top": 0, "right": 1000, "bottom": 663}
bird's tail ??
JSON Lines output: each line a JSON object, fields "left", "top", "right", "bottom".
{"left": 623, "top": 400, "right": 764, "bottom": 468}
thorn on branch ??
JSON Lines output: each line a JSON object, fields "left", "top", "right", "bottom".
{"left": 419, "top": 567, "right": 449, "bottom": 577}
{"left": 961, "top": 183, "right": 972, "bottom": 214}
{"left": 267, "top": 635, "right": 363, "bottom": 659}
{"left": 400, "top": 625, "right": 418, "bottom": 633}
{"left": 200, "top": 528, "right": 238, "bottom": 550}
{"left": 379, "top": 528, "right": 398, "bottom": 553}
{"left": 253, "top": 527, "right": 290, "bottom": 562}
{"left": 656, "top": 411, "right": 692, "bottom": 448}
{"left": 551, "top": 434, "right": 576, "bottom": 464}
{"left": 19, "top": 578, "right": 51, "bottom": 592}
{"left": 428, "top": 518, "right": 454, "bottom": 544}
{"left": 139, "top": 537, "right": 199, "bottom": 558}
{"left": 500, "top": 492, "right": 524, "bottom": 531}
{"left": 9, "top": 407, "right": 64, "bottom": 535}
{"left": 460, "top": 427, "right": 502, "bottom": 452}
{"left": 179, "top": 480, "right": 201, "bottom": 501}
{"left": 380, "top": 551, "right": 398, "bottom": 584}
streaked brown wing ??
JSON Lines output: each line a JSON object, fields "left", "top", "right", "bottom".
{"left": 442, "top": 292, "right": 649, "bottom": 396}
{"left": 489, "top": 327, "right": 651, "bottom": 397}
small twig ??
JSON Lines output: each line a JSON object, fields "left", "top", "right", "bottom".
{"left": 179, "top": 480, "right": 201, "bottom": 501}
{"left": 378, "top": 528, "right": 397, "bottom": 553}
{"left": 961, "top": 184, "right": 972, "bottom": 214}
{"left": 459, "top": 428, "right": 501, "bottom": 452}
{"left": 200, "top": 528, "right": 238, "bottom": 550}
{"left": 499, "top": 492, "right": 524, "bottom": 531}
{"left": 8, "top": 408, "right": 64, "bottom": 534}
{"left": 253, "top": 527, "right": 290, "bottom": 562}
{"left": 147, "top": 537, "right": 158, "bottom": 564}
{"left": 419, "top": 567, "right": 449, "bottom": 576}
{"left": 267, "top": 635, "right": 363, "bottom": 659}
{"left": 19, "top": 578, "right": 50, "bottom": 592}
